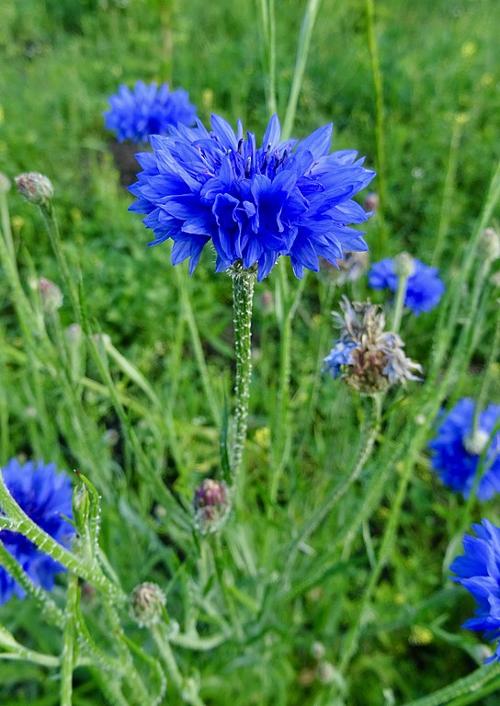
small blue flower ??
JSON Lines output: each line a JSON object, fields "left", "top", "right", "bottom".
{"left": 0, "top": 459, "right": 74, "bottom": 605}
{"left": 429, "top": 399, "right": 500, "bottom": 501}
{"left": 324, "top": 340, "right": 357, "bottom": 378}
{"left": 104, "top": 81, "right": 197, "bottom": 143}
{"left": 129, "top": 114, "right": 375, "bottom": 280}
{"left": 451, "top": 519, "right": 500, "bottom": 663}
{"left": 368, "top": 257, "right": 445, "bottom": 314}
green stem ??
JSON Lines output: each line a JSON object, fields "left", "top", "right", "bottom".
{"left": 151, "top": 625, "right": 206, "bottom": 706}
{"left": 270, "top": 268, "right": 307, "bottom": 504}
{"left": 175, "top": 266, "right": 220, "bottom": 427}
{"left": 391, "top": 271, "right": 409, "bottom": 332}
{"left": 401, "top": 662, "right": 500, "bottom": 706}
{"left": 60, "top": 575, "right": 79, "bottom": 706}
{"left": 431, "top": 116, "right": 463, "bottom": 266}
{"left": 282, "top": 0, "right": 322, "bottom": 139}
{"left": 230, "top": 266, "right": 256, "bottom": 487}
{"left": 285, "top": 394, "right": 382, "bottom": 579}
{"left": 365, "top": 0, "right": 388, "bottom": 249}
{"left": 0, "top": 541, "right": 65, "bottom": 627}
{"left": 42, "top": 204, "right": 81, "bottom": 323}
{"left": 0, "top": 473, "right": 123, "bottom": 601}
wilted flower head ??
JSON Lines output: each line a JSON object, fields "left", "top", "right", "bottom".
{"left": 368, "top": 256, "right": 445, "bottom": 314}
{"left": 193, "top": 478, "right": 230, "bottom": 534}
{"left": 130, "top": 582, "right": 166, "bottom": 627}
{"left": 36, "top": 277, "right": 63, "bottom": 314}
{"left": 15, "top": 172, "right": 54, "bottom": 207}
{"left": 104, "top": 81, "right": 197, "bottom": 143}
{"left": 324, "top": 297, "right": 422, "bottom": 394}
{"left": 429, "top": 398, "right": 499, "bottom": 500}
{"left": 0, "top": 459, "right": 74, "bottom": 604}
{"left": 130, "top": 114, "right": 375, "bottom": 280}
{"left": 451, "top": 519, "right": 500, "bottom": 663}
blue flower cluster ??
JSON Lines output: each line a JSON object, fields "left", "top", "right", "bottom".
{"left": 0, "top": 459, "right": 74, "bottom": 605}
{"left": 104, "top": 81, "right": 197, "bottom": 143}
{"left": 429, "top": 398, "right": 500, "bottom": 501}
{"left": 451, "top": 519, "right": 500, "bottom": 662}
{"left": 368, "top": 257, "right": 445, "bottom": 314}
{"left": 130, "top": 114, "right": 375, "bottom": 280}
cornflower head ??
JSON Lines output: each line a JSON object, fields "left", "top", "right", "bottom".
{"left": 451, "top": 519, "right": 500, "bottom": 662}
{"left": 15, "top": 172, "right": 54, "bottom": 207}
{"left": 104, "top": 81, "right": 197, "bottom": 143}
{"left": 368, "top": 256, "right": 445, "bottom": 314}
{"left": 0, "top": 459, "right": 74, "bottom": 604}
{"left": 129, "top": 114, "right": 375, "bottom": 280}
{"left": 324, "top": 297, "right": 422, "bottom": 394}
{"left": 130, "top": 582, "right": 166, "bottom": 627}
{"left": 429, "top": 398, "right": 500, "bottom": 500}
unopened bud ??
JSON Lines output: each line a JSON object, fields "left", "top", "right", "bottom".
{"left": 363, "top": 192, "right": 379, "bottom": 212}
{"left": 464, "top": 428, "right": 490, "bottom": 456}
{"left": 130, "top": 582, "right": 166, "bottom": 627}
{"left": 394, "top": 252, "right": 415, "bottom": 279}
{"left": 38, "top": 277, "right": 63, "bottom": 314}
{"left": 193, "top": 478, "right": 230, "bottom": 534}
{"left": 15, "top": 172, "right": 54, "bottom": 206}
{"left": 0, "top": 173, "right": 11, "bottom": 194}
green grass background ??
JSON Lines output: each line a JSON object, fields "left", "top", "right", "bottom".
{"left": 0, "top": 0, "right": 499, "bottom": 704}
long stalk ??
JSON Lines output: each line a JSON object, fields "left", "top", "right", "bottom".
{"left": 365, "top": 0, "right": 388, "bottom": 251}
{"left": 230, "top": 267, "right": 256, "bottom": 487}
{"left": 282, "top": 0, "right": 322, "bottom": 139}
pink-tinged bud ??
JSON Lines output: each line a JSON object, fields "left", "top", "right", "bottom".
{"left": 363, "top": 192, "right": 379, "bottom": 212}
{"left": 130, "top": 582, "right": 166, "bottom": 627}
{"left": 15, "top": 172, "right": 54, "bottom": 206}
{"left": 38, "top": 277, "right": 63, "bottom": 314}
{"left": 193, "top": 478, "right": 230, "bottom": 534}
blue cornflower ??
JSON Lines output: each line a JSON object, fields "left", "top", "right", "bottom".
{"left": 0, "top": 459, "right": 74, "bottom": 605}
{"left": 104, "top": 81, "right": 197, "bottom": 143}
{"left": 129, "top": 114, "right": 375, "bottom": 280}
{"left": 429, "top": 399, "right": 500, "bottom": 501}
{"left": 451, "top": 519, "right": 500, "bottom": 663}
{"left": 368, "top": 257, "right": 445, "bottom": 314}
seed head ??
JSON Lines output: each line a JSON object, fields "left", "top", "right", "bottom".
{"left": 193, "top": 478, "right": 231, "bottom": 534}
{"left": 130, "top": 582, "right": 166, "bottom": 627}
{"left": 15, "top": 172, "right": 54, "bottom": 206}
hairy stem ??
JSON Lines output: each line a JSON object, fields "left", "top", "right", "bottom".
{"left": 230, "top": 267, "right": 256, "bottom": 487}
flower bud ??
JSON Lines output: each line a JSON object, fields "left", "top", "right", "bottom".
{"left": 15, "top": 172, "right": 54, "bottom": 206}
{"left": 193, "top": 478, "right": 230, "bottom": 534}
{"left": 363, "top": 192, "right": 379, "bottom": 212}
{"left": 394, "top": 252, "right": 416, "bottom": 279}
{"left": 130, "top": 582, "right": 166, "bottom": 627}
{"left": 65, "top": 323, "right": 82, "bottom": 344}
{"left": 37, "top": 277, "right": 63, "bottom": 314}
{"left": 464, "top": 428, "right": 490, "bottom": 456}
{"left": 0, "top": 173, "right": 11, "bottom": 194}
